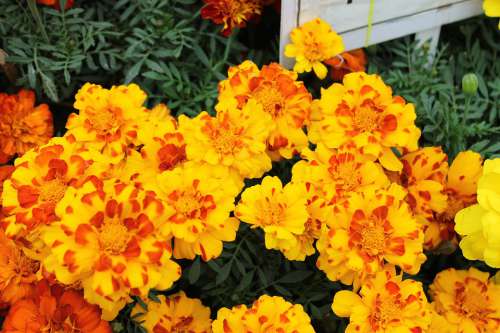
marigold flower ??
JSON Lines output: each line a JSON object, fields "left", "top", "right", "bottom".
{"left": 425, "top": 151, "right": 483, "bottom": 250}
{"left": 217, "top": 61, "right": 312, "bottom": 160}
{"left": 332, "top": 266, "right": 431, "bottom": 332}
{"left": 0, "top": 90, "right": 53, "bottom": 163}
{"left": 212, "top": 294, "right": 315, "bottom": 333}
{"left": 36, "top": 0, "right": 74, "bottom": 9}
{"left": 284, "top": 18, "right": 345, "bottom": 79}
{"left": 316, "top": 184, "right": 426, "bottom": 289}
{"left": 66, "top": 83, "right": 147, "bottom": 160}
{"left": 484, "top": 0, "right": 500, "bottom": 29}
{"left": 40, "top": 178, "right": 181, "bottom": 320}
{"left": 201, "top": 0, "right": 262, "bottom": 36}
{"left": 179, "top": 100, "right": 273, "bottom": 182}
{"left": 2, "top": 280, "right": 111, "bottom": 333}
{"left": 235, "top": 176, "right": 309, "bottom": 258}
{"left": 325, "top": 49, "right": 367, "bottom": 81}
{"left": 429, "top": 267, "right": 500, "bottom": 332}
{"left": 154, "top": 162, "right": 239, "bottom": 261}
{"left": 308, "top": 72, "right": 421, "bottom": 171}
{"left": 1, "top": 137, "right": 94, "bottom": 249}
{"left": 132, "top": 291, "right": 212, "bottom": 333}
{"left": 455, "top": 158, "right": 500, "bottom": 268}
{"left": 0, "top": 165, "right": 14, "bottom": 219}
{"left": 0, "top": 229, "right": 39, "bottom": 308}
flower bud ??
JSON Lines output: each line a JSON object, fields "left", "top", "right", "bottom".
{"left": 462, "top": 73, "right": 478, "bottom": 95}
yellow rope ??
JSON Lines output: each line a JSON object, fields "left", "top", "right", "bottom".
{"left": 365, "top": 0, "right": 375, "bottom": 47}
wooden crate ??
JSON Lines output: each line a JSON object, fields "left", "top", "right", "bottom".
{"left": 279, "top": 0, "right": 484, "bottom": 68}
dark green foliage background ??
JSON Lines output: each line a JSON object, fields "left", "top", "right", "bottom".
{"left": 1, "top": 1, "right": 499, "bottom": 332}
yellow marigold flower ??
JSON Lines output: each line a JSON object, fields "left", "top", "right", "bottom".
{"left": 284, "top": 18, "right": 345, "bottom": 79}
{"left": 216, "top": 61, "right": 312, "bottom": 160}
{"left": 425, "top": 151, "right": 483, "bottom": 250}
{"left": 0, "top": 89, "right": 53, "bottom": 163}
{"left": 0, "top": 229, "right": 39, "bottom": 308}
{"left": 235, "top": 176, "right": 309, "bottom": 258}
{"left": 154, "top": 162, "right": 239, "bottom": 261}
{"left": 132, "top": 291, "right": 212, "bottom": 333}
{"left": 124, "top": 105, "right": 186, "bottom": 185}
{"left": 316, "top": 184, "right": 426, "bottom": 289}
{"left": 1, "top": 137, "right": 94, "bottom": 250}
{"left": 332, "top": 266, "right": 431, "bottom": 333}
{"left": 40, "top": 178, "right": 181, "bottom": 320}
{"left": 66, "top": 83, "right": 147, "bottom": 160}
{"left": 484, "top": 0, "right": 500, "bottom": 29}
{"left": 430, "top": 267, "right": 500, "bottom": 332}
{"left": 308, "top": 72, "right": 421, "bottom": 171}
{"left": 179, "top": 100, "right": 273, "bottom": 182}
{"left": 292, "top": 143, "right": 389, "bottom": 206}
{"left": 212, "top": 294, "right": 315, "bottom": 333}
{"left": 455, "top": 158, "right": 500, "bottom": 268}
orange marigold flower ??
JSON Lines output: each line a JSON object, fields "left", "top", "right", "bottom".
{"left": 308, "top": 72, "right": 421, "bottom": 171}
{"left": 217, "top": 61, "right": 312, "bottom": 160}
{"left": 316, "top": 184, "right": 426, "bottom": 289}
{"left": 430, "top": 267, "right": 500, "bottom": 332}
{"left": 2, "top": 280, "right": 111, "bottom": 333}
{"left": 332, "top": 266, "right": 432, "bottom": 332}
{"left": 40, "top": 178, "right": 181, "bottom": 320}
{"left": 153, "top": 162, "right": 239, "bottom": 261}
{"left": 0, "top": 90, "right": 53, "bottom": 163}
{"left": 36, "top": 0, "right": 74, "bottom": 9}
{"left": 201, "top": 0, "right": 262, "bottom": 36}
{"left": 284, "top": 18, "right": 345, "bottom": 79}
{"left": 179, "top": 100, "right": 273, "bottom": 183}
{"left": 132, "top": 291, "right": 212, "bottom": 333}
{"left": 66, "top": 83, "right": 148, "bottom": 160}
{"left": 212, "top": 294, "right": 315, "bottom": 333}
{"left": 1, "top": 137, "right": 94, "bottom": 248}
{"left": 325, "top": 49, "right": 367, "bottom": 81}
{"left": 0, "top": 229, "right": 39, "bottom": 308}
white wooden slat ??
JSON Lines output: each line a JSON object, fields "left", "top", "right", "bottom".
{"left": 298, "top": 0, "right": 323, "bottom": 25}
{"left": 279, "top": 0, "right": 299, "bottom": 68}
{"left": 415, "top": 27, "right": 442, "bottom": 63}
{"left": 339, "top": 0, "right": 483, "bottom": 51}
{"left": 300, "top": 0, "right": 475, "bottom": 33}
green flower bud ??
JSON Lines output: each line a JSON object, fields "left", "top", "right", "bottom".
{"left": 462, "top": 73, "right": 478, "bottom": 95}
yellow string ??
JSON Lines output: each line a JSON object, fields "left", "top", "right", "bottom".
{"left": 365, "top": 0, "right": 375, "bottom": 47}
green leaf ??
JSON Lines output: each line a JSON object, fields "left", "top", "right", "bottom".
{"left": 278, "top": 271, "right": 313, "bottom": 284}
{"left": 41, "top": 73, "right": 59, "bottom": 102}
{"left": 188, "top": 257, "right": 201, "bottom": 284}
{"left": 124, "top": 60, "right": 144, "bottom": 84}
{"left": 216, "top": 262, "right": 232, "bottom": 285}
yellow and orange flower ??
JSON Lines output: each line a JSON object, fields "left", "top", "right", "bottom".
{"left": 216, "top": 61, "right": 312, "bottom": 160}
{"left": 132, "top": 291, "right": 212, "bottom": 333}
{"left": 153, "top": 162, "right": 239, "bottom": 261}
{"left": 66, "top": 83, "right": 148, "bottom": 160}
{"left": 285, "top": 18, "right": 345, "bottom": 79}
{"left": 212, "top": 294, "right": 315, "bottom": 333}
{"left": 179, "top": 100, "right": 273, "bottom": 182}
{"left": 332, "top": 266, "right": 431, "bottom": 332}
{"left": 0, "top": 165, "right": 15, "bottom": 219}
{"left": 308, "top": 72, "right": 421, "bottom": 171}
{"left": 423, "top": 151, "right": 483, "bottom": 250}
{"left": 316, "top": 184, "right": 426, "bottom": 289}
{"left": 36, "top": 0, "right": 74, "bottom": 9}
{"left": 235, "top": 176, "right": 309, "bottom": 259}
{"left": 0, "top": 90, "right": 53, "bottom": 163}
{"left": 430, "top": 267, "right": 500, "bottom": 332}
{"left": 201, "top": 0, "right": 262, "bottom": 36}
{"left": 0, "top": 229, "right": 39, "bottom": 308}
{"left": 292, "top": 143, "right": 389, "bottom": 206}
{"left": 325, "top": 48, "right": 367, "bottom": 81}
{"left": 40, "top": 178, "right": 181, "bottom": 320}
{"left": 2, "top": 280, "right": 111, "bottom": 333}
{"left": 1, "top": 137, "right": 94, "bottom": 249}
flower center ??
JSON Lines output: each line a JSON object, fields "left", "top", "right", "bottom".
{"left": 43, "top": 317, "right": 81, "bottom": 333}
{"left": 372, "top": 297, "right": 400, "bottom": 329}
{"left": 442, "top": 195, "right": 466, "bottom": 221}
{"left": 99, "top": 220, "right": 130, "bottom": 255}
{"left": 352, "top": 106, "right": 381, "bottom": 132}
{"left": 169, "top": 188, "right": 215, "bottom": 225}
{"left": 330, "top": 158, "right": 360, "bottom": 192}
{"left": 11, "top": 247, "right": 39, "bottom": 278}
{"left": 260, "top": 200, "right": 284, "bottom": 226}
{"left": 252, "top": 86, "right": 284, "bottom": 118}
{"left": 171, "top": 316, "right": 194, "bottom": 333}
{"left": 456, "top": 286, "right": 492, "bottom": 320}
{"left": 88, "top": 107, "right": 121, "bottom": 135}
{"left": 38, "top": 178, "right": 67, "bottom": 203}
{"left": 303, "top": 41, "right": 324, "bottom": 62}
{"left": 360, "top": 225, "right": 386, "bottom": 255}
{"left": 212, "top": 131, "right": 240, "bottom": 155}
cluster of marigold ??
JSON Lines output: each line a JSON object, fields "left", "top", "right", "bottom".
{"left": 0, "top": 18, "right": 500, "bottom": 333}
